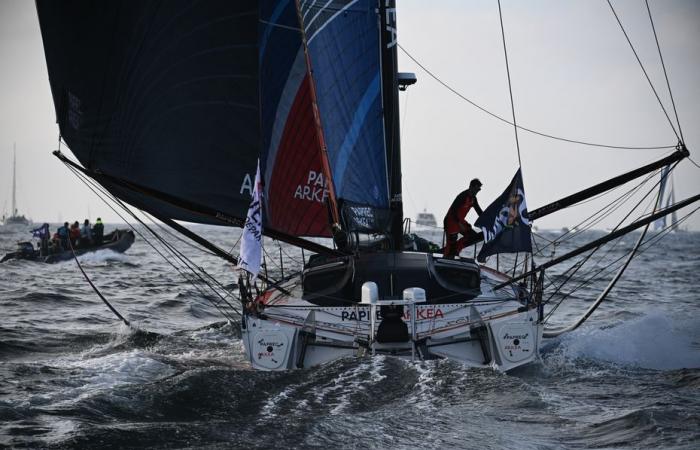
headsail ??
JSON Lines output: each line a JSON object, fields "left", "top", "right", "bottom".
{"left": 297, "top": 0, "right": 391, "bottom": 234}
{"left": 259, "top": 0, "right": 335, "bottom": 237}
{"left": 37, "top": 1, "right": 260, "bottom": 225}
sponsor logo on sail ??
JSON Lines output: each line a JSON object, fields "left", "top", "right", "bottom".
{"left": 294, "top": 170, "right": 329, "bottom": 203}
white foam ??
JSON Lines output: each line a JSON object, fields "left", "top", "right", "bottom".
{"left": 20, "top": 348, "right": 175, "bottom": 410}
{"left": 75, "top": 249, "right": 131, "bottom": 264}
{"left": 555, "top": 309, "right": 700, "bottom": 370}
{"left": 72, "top": 350, "right": 174, "bottom": 391}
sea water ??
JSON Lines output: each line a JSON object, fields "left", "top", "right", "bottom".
{"left": 1, "top": 225, "right": 698, "bottom": 449}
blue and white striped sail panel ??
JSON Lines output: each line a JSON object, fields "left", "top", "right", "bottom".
{"left": 299, "top": 0, "right": 390, "bottom": 233}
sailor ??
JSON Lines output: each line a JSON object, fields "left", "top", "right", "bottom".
{"left": 80, "top": 219, "right": 92, "bottom": 247}
{"left": 69, "top": 221, "right": 81, "bottom": 248}
{"left": 443, "top": 178, "right": 483, "bottom": 258}
{"left": 50, "top": 232, "right": 62, "bottom": 253}
{"left": 57, "top": 222, "right": 70, "bottom": 250}
{"left": 92, "top": 217, "right": 104, "bottom": 245}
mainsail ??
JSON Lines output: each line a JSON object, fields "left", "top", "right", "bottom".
{"left": 37, "top": 1, "right": 260, "bottom": 226}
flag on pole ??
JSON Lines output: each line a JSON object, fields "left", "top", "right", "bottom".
{"left": 238, "top": 160, "right": 263, "bottom": 279}
{"left": 474, "top": 169, "right": 532, "bottom": 263}
{"left": 31, "top": 223, "right": 50, "bottom": 240}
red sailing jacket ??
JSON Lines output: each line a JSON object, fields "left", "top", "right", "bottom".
{"left": 443, "top": 189, "right": 483, "bottom": 234}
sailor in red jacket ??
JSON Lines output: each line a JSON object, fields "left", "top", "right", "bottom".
{"left": 443, "top": 178, "right": 483, "bottom": 258}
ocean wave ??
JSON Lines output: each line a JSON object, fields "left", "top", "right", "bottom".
{"left": 545, "top": 309, "right": 700, "bottom": 370}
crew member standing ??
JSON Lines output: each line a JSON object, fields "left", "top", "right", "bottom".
{"left": 443, "top": 178, "right": 483, "bottom": 258}
{"left": 92, "top": 217, "right": 104, "bottom": 245}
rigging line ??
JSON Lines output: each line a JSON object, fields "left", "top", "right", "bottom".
{"left": 688, "top": 156, "right": 700, "bottom": 170}
{"left": 545, "top": 163, "right": 678, "bottom": 270}
{"left": 70, "top": 167, "right": 240, "bottom": 320}
{"left": 66, "top": 223, "right": 130, "bottom": 327}
{"left": 541, "top": 245, "right": 595, "bottom": 300}
{"left": 107, "top": 198, "right": 242, "bottom": 317}
{"left": 641, "top": 208, "right": 697, "bottom": 245}
{"left": 543, "top": 207, "right": 697, "bottom": 322}
{"left": 555, "top": 167, "right": 660, "bottom": 243}
{"left": 535, "top": 169, "right": 659, "bottom": 254}
{"left": 543, "top": 201, "right": 659, "bottom": 323}
{"left": 572, "top": 171, "right": 657, "bottom": 233}
{"left": 397, "top": 44, "right": 675, "bottom": 151}
{"left": 497, "top": 0, "right": 522, "bottom": 170}
{"left": 530, "top": 233, "right": 549, "bottom": 256}
{"left": 532, "top": 167, "right": 672, "bottom": 294}
{"left": 543, "top": 172, "right": 667, "bottom": 318}
{"left": 543, "top": 233, "right": 622, "bottom": 310}
{"left": 543, "top": 244, "right": 628, "bottom": 322}
{"left": 542, "top": 260, "right": 590, "bottom": 321}
{"left": 277, "top": 241, "right": 305, "bottom": 266}
{"left": 606, "top": 0, "right": 680, "bottom": 141}
{"left": 262, "top": 245, "right": 283, "bottom": 271}
{"left": 645, "top": 0, "right": 685, "bottom": 144}
{"left": 139, "top": 209, "right": 219, "bottom": 257}
{"left": 134, "top": 209, "right": 241, "bottom": 302}
{"left": 67, "top": 167, "right": 240, "bottom": 320}
{"left": 66, "top": 165, "right": 240, "bottom": 320}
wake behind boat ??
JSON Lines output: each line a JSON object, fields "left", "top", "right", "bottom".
{"left": 1, "top": 229, "right": 135, "bottom": 263}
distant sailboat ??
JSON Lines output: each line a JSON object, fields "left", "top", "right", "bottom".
{"left": 654, "top": 166, "right": 679, "bottom": 231}
{"left": 2, "top": 144, "right": 30, "bottom": 229}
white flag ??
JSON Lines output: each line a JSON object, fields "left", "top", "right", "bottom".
{"left": 238, "top": 160, "right": 263, "bottom": 279}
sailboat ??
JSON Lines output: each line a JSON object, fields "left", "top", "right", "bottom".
{"left": 36, "top": 1, "right": 697, "bottom": 371}
{"left": 654, "top": 166, "right": 682, "bottom": 232}
{"left": 1, "top": 144, "right": 31, "bottom": 229}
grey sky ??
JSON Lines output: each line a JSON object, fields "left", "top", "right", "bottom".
{"left": 1, "top": 0, "right": 699, "bottom": 231}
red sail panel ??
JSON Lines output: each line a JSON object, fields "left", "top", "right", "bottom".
{"left": 266, "top": 74, "right": 332, "bottom": 237}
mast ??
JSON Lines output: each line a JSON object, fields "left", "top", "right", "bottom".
{"left": 380, "top": 0, "right": 403, "bottom": 250}
{"left": 12, "top": 143, "right": 16, "bottom": 217}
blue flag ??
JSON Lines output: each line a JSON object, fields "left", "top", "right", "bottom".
{"left": 31, "top": 223, "right": 50, "bottom": 240}
{"left": 474, "top": 169, "right": 532, "bottom": 263}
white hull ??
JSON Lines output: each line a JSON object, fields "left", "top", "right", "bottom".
{"left": 241, "top": 253, "right": 543, "bottom": 372}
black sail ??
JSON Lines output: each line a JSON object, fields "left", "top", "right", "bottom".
{"left": 37, "top": 1, "right": 259, "bottom": 224}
